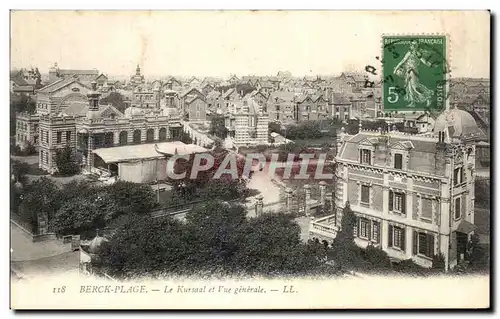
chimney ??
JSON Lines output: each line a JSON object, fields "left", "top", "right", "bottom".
{"left": 435, "top": 131, "right": 448, "bottom": 175}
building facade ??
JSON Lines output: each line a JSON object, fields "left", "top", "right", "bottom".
{"left": 310, "top": 107, "right": 482, "bottom": 270}
{"left": 19, "top": 75, "right": 183, "bottom": 173}
{"left": 227, "top": 97, "right": 269, "bottom": 146}
{"left": 48, "top": 62, "right": 99, "bottom": 84}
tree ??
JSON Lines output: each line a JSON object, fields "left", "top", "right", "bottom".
{"left": 11, "top": 160, "right": 29, "bottom": 185}
{"left": 100, "top": 214, "right": 191, "bottom": 278}
{"left": 168, "top": 150, "right": 249, "bottom": 203}
{"left": 268, "top": 122, "right": 282, "bottom": 134}
{"left": 362, "top": 245, "right": 392, "bottom": 271}
{"left": 99, "top": 92, "right": 127, "bottom": 113}
{"left": 235, "top": 83, "right": 255, "bottom": 97}
{"left": 52, "top": 194, "right": 112, "bottom": 237}
{"left": 23, "top": 141, "right": 37, "bottom": 156}
{"left": 329, "top": 202, "right": 364, "bottom": 271}
{"left": 55, "top": 145, "right": 80, "bottom": 176}
{"left": 51, "top": 180, "right": 156, "bottom": 237}
{"left": 185, "top": 201, "right": 247, "bottom": 271}
{"left": 106, "top": 181, "right": 156, "bottom": 215}
{"left": 178, "top": 130, "right": 193, "bottom": 144}
{"left": 209, "top": 115, "right": 228, "bottom": 139}
{"left": 232, "top": 213, "right": 325, "bottom": 276}
{"left": 18, "top": 177, "right": 60, "bottom": 233}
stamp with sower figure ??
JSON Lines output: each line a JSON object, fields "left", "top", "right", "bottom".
{"left": 382, "top": 35, "right": 448, "bottom": 112}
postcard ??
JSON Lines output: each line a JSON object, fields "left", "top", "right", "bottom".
{"left": 10, "top": 10, "right": 490, "bottom": 309}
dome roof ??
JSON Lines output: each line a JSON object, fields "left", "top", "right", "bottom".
{"left": 88, "top": 235, "right": 108, "bottom": 254}
{"left": 433, "top": 107, "right": 484, "bottom": 139}
{"left": 124, "top": 107, "right": 144, "bottom": 117}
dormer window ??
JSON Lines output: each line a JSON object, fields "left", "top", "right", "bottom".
{"left": 359, "top": 149, "right": 372, "bottom": 165}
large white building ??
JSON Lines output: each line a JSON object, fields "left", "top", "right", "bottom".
{"left": 225, "top": 96, "right": 269, "bottom": 147}
{"left": 310, "top": 106, "right": 485, "bottom": 270}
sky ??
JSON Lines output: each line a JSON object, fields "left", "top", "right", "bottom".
{"left": 10, "top": 10, "right": 490, "bottom": 78}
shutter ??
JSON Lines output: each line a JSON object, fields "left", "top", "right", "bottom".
{"left": 401, "top": 228, "right": 406, "bottom": 252}
{"left": 461, "top": 195, "right": 466, "bottom": 218}
{"left": 359, "top": 149, "right": 363, "bottom": 163}
{"left": 388, "top": 225, "right": 393, "bottom": 247}
{"left": 427, "top": 233, "right": 435, "bottom": 258}
{"left": 413, "top": 231, "right": 418, "bottom": 255}
{"left": 402, "top": 193, "right": 407, "bottom": 215}
{"left": 389, "top": 190, "right": 393, "bottom": 211}
{"left": 375, "top": 222, "right": 380, "bottom": 243}
{"left": 356, "top": 217, "right": 361, "bottom": 237}
{"left": 353, "top": 217, "right": 358, "bottom": 237}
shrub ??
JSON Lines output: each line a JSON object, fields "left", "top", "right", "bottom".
{"left": 54, "top": 145, "right": 80, "bottom": 176}
{"left": 393, "top": 259, "right": 431, "bottom": 276}
{"left": 431, "top": 253, "right": 446, "bottom": 272}
{"left": 362, "top": 245, "right": 392, "bottom": 270}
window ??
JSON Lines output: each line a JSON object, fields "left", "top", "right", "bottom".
{"left": 360, "top": 185, "right": 370, "bottom": 205}
{"left": 454, "top": 197, "right": 461, "bottom": 219}
{"left": 413, "top": 231, "right": 435, "bottom": 258}
{"left": 454, "top": 167, "right": 464, "bottom": 185}
{"left": 389, "top": 190, "right": 406, "bottom": 214}
{"left": 359, "top": 218, "right": 370, "bottom": 239}
{"left": 66, "top": 131, "right": 71, "bottom": 142}
{"left": 421, "top": 197, "right": 433, "bottom": 220}
{"left": 394, "top": 153, "right": 403, "bottom": 169}
{"left": 389, "top": 225, "right": 405, "bottom": 250}
{"left": 360, "top": 149, "right": 371, "bottom": 165}
{"left": 56, "top": 132, "right": 62, "bottom": 144}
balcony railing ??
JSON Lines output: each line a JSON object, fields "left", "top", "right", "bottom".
{"left": 309, "top": 213, "right": 338, "bottom": 238}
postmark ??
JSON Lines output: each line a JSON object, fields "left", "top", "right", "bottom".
{"left": 381, "top": 35, "right": 448, "bottom": 112}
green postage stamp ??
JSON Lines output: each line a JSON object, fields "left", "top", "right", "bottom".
{"left": 382, "top": 35, "right": 448, "bottom": 112}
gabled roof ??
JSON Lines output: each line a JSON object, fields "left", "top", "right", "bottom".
{"left": 180, "top": 87, "right": 204, "bottom": 98}
{"left": 58, "top": 69, "right": 99, "bottom": 76}
{"left": 331, "top": 93, "right": 351, "bottom": 105}
{"left": 99, "top": 104, "right": 124, "bottom": 118}
{"left": 222, "top": 88, "right": 236, "bottom": 99}
{"left": 341, "top": 72, "right": 366, "bottom": 82}
{"left": 62, "top": 102, "right": 89, "bottom": 116}
{"left": 186, "top": 95, "right": 206, "bottom": 104}
{"left": 259, "top": 80, "right": 274, "bottom": 88}
{"left": 37, "top": 77, "right": 89, "bottom": 94}
{"left": 166, "top": 76, "right": 182, "bottom": 85}
{"left": 311, "top": 94, "right": 325, "bottom": 102}
{"left": 206, "top": 90, "right": 221, "bottom": 99}
{"left": 269, "top": 91, "right": 295, "bottom": 103}
{"left": 296, "top": 94, "right": 311, "bottom": 104}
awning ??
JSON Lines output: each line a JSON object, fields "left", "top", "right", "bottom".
{"left": 455, "top": 220, "right": 476, "bottom": 234}
{"left": 93, "top": 141, "right": 207, "bottom": 163}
